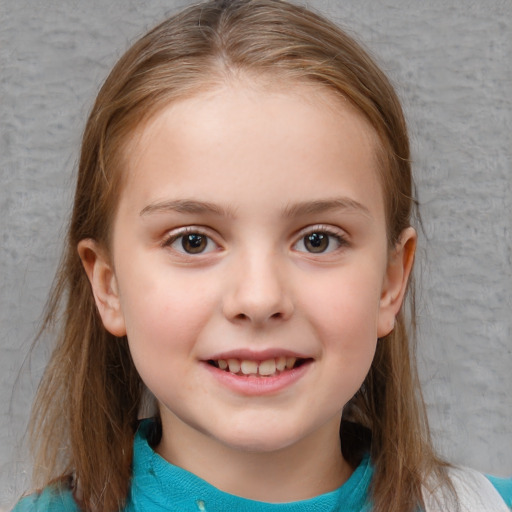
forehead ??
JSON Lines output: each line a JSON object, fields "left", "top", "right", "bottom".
{"left": 118, "top": 80, "right": 384, "bottom": 220}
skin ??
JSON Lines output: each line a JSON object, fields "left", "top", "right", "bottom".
{"left": 79, "top": 81, "right": 416, "bottom": 503}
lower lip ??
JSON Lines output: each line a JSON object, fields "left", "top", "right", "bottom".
{"left": 202, "top": 361, "right": 312, "bottom": 396}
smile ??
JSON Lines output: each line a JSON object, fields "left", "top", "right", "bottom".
{"left": 207, "top": 357, "right": 309, "bottom": 377}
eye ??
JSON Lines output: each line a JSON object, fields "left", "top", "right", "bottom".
{"left": 293, "top": 228, "right": 347, "bottom": 254}
{"left": 164, "top": 229, "right": 218, "bottom": 255}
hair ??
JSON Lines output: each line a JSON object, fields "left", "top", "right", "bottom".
{"left": 29, "top": 1, "right": 452, "bottom": 511}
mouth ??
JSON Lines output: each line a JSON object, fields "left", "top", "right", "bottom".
{"left": 206, "top": 356, "right": 311, "bottom": 377}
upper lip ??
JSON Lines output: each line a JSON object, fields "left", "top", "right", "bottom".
{"left": 205, "top": 348, "right": 311, "bottom": 361}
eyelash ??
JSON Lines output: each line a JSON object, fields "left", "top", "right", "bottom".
{"left": 161, "top": 225, "right": 349, "bottom": 256}
{"left": 293, "top": 225, "right": 349, "bottom": 255}
{"left": 162, "top": 227, "right": 220, "bottom": 255}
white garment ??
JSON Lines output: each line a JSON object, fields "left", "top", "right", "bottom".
{"left": 424, "top": 466, "right": 509, "bottom": 512}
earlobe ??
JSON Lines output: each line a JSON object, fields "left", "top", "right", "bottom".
{"left": 377, "top": 227, "right": 417, "bottom": 338}
{"left": 77, "top": 239, "right": 127, "bottom": 337}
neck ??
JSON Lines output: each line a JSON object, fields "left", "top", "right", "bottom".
{"left": 156, "top": 413, "right": 352, "bottom": 503}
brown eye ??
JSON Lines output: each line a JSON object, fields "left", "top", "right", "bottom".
{"left": 181, "top": 233, "right": 208, "bottom": 254}
{"left": 303, "top": 232, "right": 329, "bottom": 253}
{"left": 293, "top": 229, "right": 346, "bottom": 255}
{"left": 164, "top": 230, "right": 217, "bottom": 255}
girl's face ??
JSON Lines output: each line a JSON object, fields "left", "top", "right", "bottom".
{"left": 81, "top": 81, "right": 414, "bottom": 468}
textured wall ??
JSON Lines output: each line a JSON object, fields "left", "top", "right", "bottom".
{"left": 1, "top": 0, "right": 511, "bottom": 509}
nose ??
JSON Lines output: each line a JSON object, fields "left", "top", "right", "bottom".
{"left": 222, "top": 251, "right": 294, "bottom": 325}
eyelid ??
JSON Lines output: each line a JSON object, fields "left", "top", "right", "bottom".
{"left": 292, "top": 224, "right": 349, "bottom": 254}
{"left": 295, "top": 223, "right": 345, "bottom": 237}
{"left": 161, "top": 226, "right": 222, "bottom": 254}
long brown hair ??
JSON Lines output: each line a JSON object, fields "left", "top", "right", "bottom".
{"left": 29, "top": 1, "right": 451, "bottom": 511}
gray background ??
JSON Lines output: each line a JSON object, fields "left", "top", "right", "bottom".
{"left": 1, "top": 0, "right": 511, "bottom": 509}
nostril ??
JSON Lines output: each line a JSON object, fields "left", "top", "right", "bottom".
{"left": 234, "top": 311, "right": 283, "bottom": 322}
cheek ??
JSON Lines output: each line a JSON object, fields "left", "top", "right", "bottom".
{"left": 298, "top": 267, "right": 382, "bottom": 393}
{"left": 119, "top": 278, "right": 217, "bottom": 403}
{"left": 301, "top": 269, "right": 383, "bottom": 341}
{"left": 117, "top": 267, "right": 219, "bottom": 357}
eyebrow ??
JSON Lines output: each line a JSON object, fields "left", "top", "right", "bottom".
{"left": 282, "top": 197, "right": 371, "bottom": 218}
{"left": 140, "top": 197, "right": 371, "bottom": 219}
{"left": 140, "top": 199, "right": 235, "bottom": 218}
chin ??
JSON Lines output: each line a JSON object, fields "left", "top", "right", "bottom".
{"left": 213, "top": 424, "right": 308, "bottom": 454}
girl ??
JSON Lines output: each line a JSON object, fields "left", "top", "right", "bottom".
{"left": 12, "top": 1, "right": 512, "bottom": 511}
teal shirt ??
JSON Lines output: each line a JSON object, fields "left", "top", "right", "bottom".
{"left": 12, "top": 420, "right": 512, "bottom": 511}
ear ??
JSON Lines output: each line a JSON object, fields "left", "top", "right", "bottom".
{"left": 77, "top": 239, "right": 127, "bottom": 337}
{"left": 377, "top": 227, "right": 417, "bottom": 338}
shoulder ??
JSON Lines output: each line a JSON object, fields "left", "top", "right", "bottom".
{"left": 423, "top": 466, "right": 511, "bottom": 512}
{"left": 11, "top": 484, "right": 79, "bottom": 512}
{"left": 448, "top": 466, "right": 511, "bottom": 512}
{"left": 486, "top": 474, "right": 512, "bottom": 509}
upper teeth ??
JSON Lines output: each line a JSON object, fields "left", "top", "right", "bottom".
{"left": 215, "top": 356, "right": 298, "bottom": 376}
